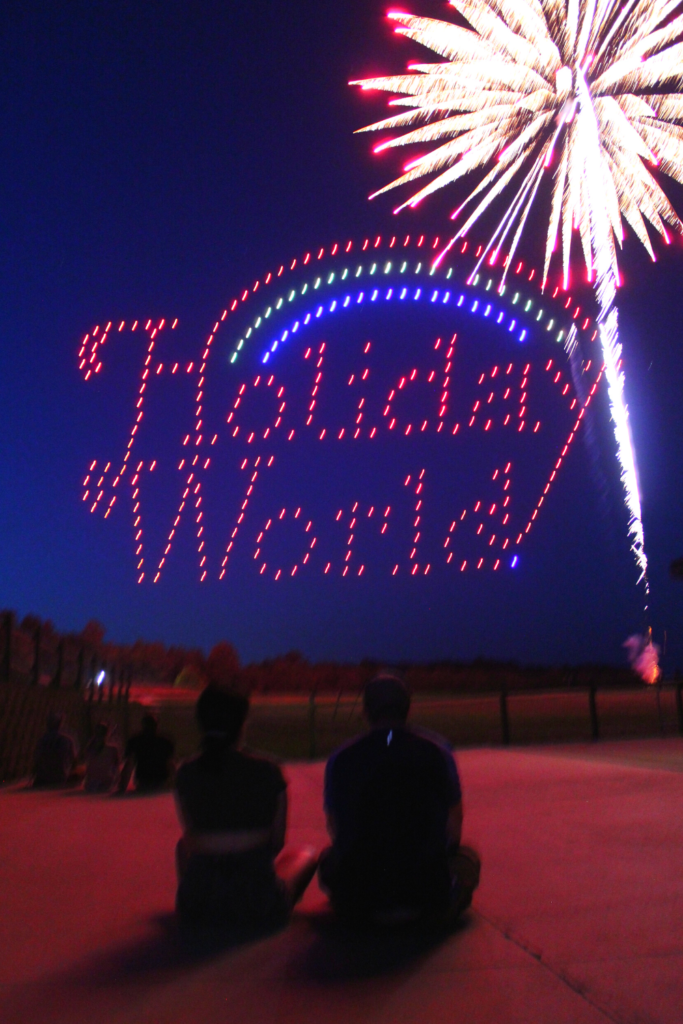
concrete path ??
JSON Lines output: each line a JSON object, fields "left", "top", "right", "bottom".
{"left": 2, "top": 739, "right": 682, "bottom": 1024}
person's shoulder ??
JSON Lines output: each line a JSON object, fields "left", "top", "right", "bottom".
{"left": 327, "top": 731, "right": 372, "bottom": 769}
{"left": 237, "top": 749, "right": 286, "bottom": 788}
{"left": 326, "top": 730, "right": 387, "bottom": 782}
{"left": 407, "top": 725, "right": 461, "bottom": 793}
{"left": 175, "top": 752, "right": 203, "bottom": 784}
{"left": 409, "top": 724, "right": 455, "bottom": 756}
{"left": 402, "top": 726, "right": 459, "bottom": 775}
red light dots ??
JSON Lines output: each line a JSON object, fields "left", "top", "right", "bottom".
{"left": 254, "top": 508, "right": 317, "bottom": 580}
{"left": 80, "top": 233, "right": 602, "bottom": 583}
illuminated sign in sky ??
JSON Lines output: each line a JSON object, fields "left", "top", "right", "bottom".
{"left": 80, "top": 234, "right": 603, "bottom": 588}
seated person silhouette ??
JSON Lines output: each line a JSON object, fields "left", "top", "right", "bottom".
{"left": 174, "top": 685, "right": 318, "bottom": 927}
{"left": 33, "top": 712, "right": 78, "bottom": 786}
{"left": 83, "top": 721, "right": 121, "bottom": 793}
{"left": 118, "top": 712, "right": 175, "bottom": 792}
{"left": 319, "top": 674, "right": 480, "bottom": 925}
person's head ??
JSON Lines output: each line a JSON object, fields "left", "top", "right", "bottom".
{"left": 141, "top": 712, "right": 158, "bottom": 734}
{"left": 195, "top": 685, "right": 249, "bottom": 746}
{"left": 94, "top": 721, "right": 110, "bottom": 741}
{"left": 363, "top": 673, "right": 410, "bottom": 726}
{"left": 46, "top": 711, "right": 64, "bottom": 733}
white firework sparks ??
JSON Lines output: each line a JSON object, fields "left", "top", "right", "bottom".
{"left": 352, "top": 0, "right": 683, "bottom": 588}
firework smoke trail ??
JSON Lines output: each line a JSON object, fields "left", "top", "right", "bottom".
{"left": 352, "top": 0, "right": 683, "bottom": 593}
{"left": 624, "top": 633, "right": 661, "bottom": 683}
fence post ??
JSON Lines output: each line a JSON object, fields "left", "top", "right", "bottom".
{"left": 122, "top": 669, "right": 131, "bottom": 742}
{"left": 88, "top": 656, "right": 96, "bottom": 703}
{"left": 332, "top": 686, "right": 343, "bottom": 722}
{"left": 499, "top": 685, "right": 510, "bottom": 745}
{"left": 31, "top": 623, "right": 42, "bottom": 686}
{"left": 308, "top": 687, "right": 317, "bottom": 760}
{"left": 676, "top": 681, "right": 683, "bottom": 735}
{"left": 588, "top": 682, "right": 599, "bottom": 741}
{"left": 75, "top": 647, "right": 85, "bottom": 690}
{"left": 51, "top": 640, "right": 64, "bottom": 688}
{"left": 1, "top": 611, "right": 13, "bottom": 683}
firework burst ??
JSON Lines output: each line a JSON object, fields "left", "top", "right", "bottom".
{"left": 352, "top": 1, "right": 683, "bottom": 589}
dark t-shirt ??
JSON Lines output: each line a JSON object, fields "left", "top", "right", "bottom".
{"left": 175, "top": 746, "right": 286, "bottom": 833}
{"left": 34, "top": 730, "right": 76, "bottom": 785}
{"left": 324, "top": 726, "right": 462, "bottom": 911}
{"left": 126, "top": 732, "right": 174, "bottom": 789}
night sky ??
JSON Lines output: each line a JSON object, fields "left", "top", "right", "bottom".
{"left": 1, "top": 0, "right": 682, "bottom": 670}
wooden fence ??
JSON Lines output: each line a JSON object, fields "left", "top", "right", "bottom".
{"left": 0, "top": 611, "right": 133, "bottom": 782}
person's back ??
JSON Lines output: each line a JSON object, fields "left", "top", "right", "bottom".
{"left": 124, "top": 714, "right": 174, "bottom": 791}
{"left": 326, "top": 725, "right": 455, "bottom": 914}
{"left": 84, "top": 722, "right": 120, "bottom": 793}
{"left": 177, "top": 746, "right": 284, "bottom": 833}
{"left": 33, "top": 713, "right": 76, "bottom": 786}
{"left": 321, "top": 674, "right": 480, "bottom": 923}
{"left": 174, "top": 684, "right": 318, "bottom": 927}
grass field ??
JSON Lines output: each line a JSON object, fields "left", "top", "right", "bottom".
{"left": 133, "top": 685, "right": 683, "bottom": 762}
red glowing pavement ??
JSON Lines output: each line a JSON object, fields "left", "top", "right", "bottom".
{"left": 2, "top": 739, "right": 683, "bottom": 1024}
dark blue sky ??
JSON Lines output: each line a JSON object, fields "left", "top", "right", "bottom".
{"left": 1, "top": 0, "right": 682, "bottom": 669}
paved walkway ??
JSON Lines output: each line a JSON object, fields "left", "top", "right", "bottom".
{"left": 2, "top": 738, "right": 683, "bottom": 1024}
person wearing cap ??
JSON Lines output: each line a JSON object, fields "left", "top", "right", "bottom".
{"left": 174, "top": 684, "right": 318, "bottom": 927}
{"left": 319, "top": 673, "right": 480, "bottom": 924}
{"left": 118, "top": 712, "right": 175, "bottom": 793}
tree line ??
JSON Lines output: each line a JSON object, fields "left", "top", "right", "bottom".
{"left": 1, "top": 609, "right": 646, "bottom": 696}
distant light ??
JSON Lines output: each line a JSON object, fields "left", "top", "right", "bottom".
{"left": 511, "top": 556, "right": 518, "bottom": 568}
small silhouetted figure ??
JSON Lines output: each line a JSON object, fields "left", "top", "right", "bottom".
{"left": 319, "top": 674, "right": 481, "bottom": 925}
{"left": 119, "top": 712, "right": 175, "bottom": 793}
{"left": 33, "top": 712, "right": 77, "bottom": 786}
{"left": 84, "top": 721, "right": 120, "bottom": 793}
{"left": 174, "top": 685, "right": 318, "bottom": 927}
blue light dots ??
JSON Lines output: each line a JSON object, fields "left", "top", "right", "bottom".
{"left": 259, "top": 283, "right": 537, "bottom": 364}
{"left": 228, "top": 247, "right": 582, "bottom": 367}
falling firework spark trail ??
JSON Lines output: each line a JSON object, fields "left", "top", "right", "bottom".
{"left": 352, "top": 0, "right": 683, "bottom": 593}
